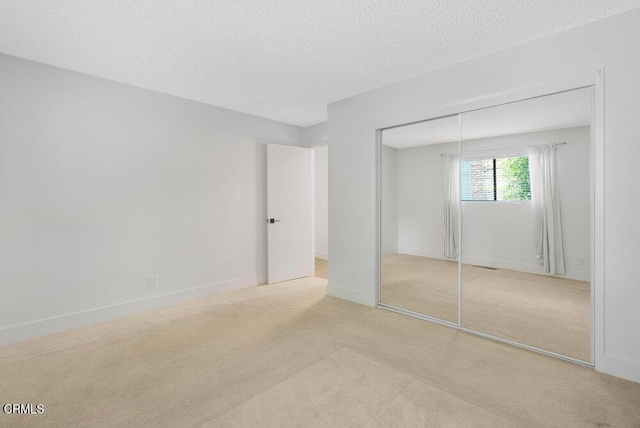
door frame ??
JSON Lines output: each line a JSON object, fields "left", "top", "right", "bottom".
{"left": 374, "top": 68, "right": 604, "bottom": 368}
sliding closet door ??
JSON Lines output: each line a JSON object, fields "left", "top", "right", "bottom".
{"left": 379, "top": 115, "right": 460, "bottom": 324}
{"left": 460, "top": 88, "right": 592, "bottom": 362}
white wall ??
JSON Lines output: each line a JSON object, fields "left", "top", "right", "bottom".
{"left": 0, "top": 54, "right": 302, "bottom": 345}
{"left": 328, "top": 9, "right": 640, "bottom": 382}
{"left": 303, "top": 122, "right": 328, "bottom": 148}
{"left": 395, "top": 141, "right": 457, "bottom": 259}
{"left": 462, "top": 127, "right": 590, "bottom": 281}
{"left": 314, "top": 145, "right": 328, "bottom": 260}
{"left": 394, "top": 127, "right": 590, "bottom": 281}
{"left": 381, "top": 145, "right": 398, "bottom": 255}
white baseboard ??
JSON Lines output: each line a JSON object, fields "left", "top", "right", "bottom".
{"left": 382, "top": 247, "right": 399, "bottom": 256}
{"left": 462, "top": 255, "right": 543, "bottom": 274}
{"left": 0, "top": 276, "right": 264, "bottom": 347}
{"left": 327, "top": 284, "right": 375, "bottom": 307}
{"left": 398, "top": 249, "right": 589, "bottom": 281}
{"left": 398, "top": 248, "right": 447, "bottom": 260}
{"left": 462, "top": 255, "right": 589, "bottom": 282}
{"left": 598, "top": 353, "right": 640, "bottom": 384}
{"left": 563, "top": 268, "right": 591, "bottom": 282}
{"left": 315, "top": 251, "right": 328, "bottom": 260}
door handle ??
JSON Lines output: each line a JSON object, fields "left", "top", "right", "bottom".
{"left": 268, "top": 218, "right": 281, "bottom": 224}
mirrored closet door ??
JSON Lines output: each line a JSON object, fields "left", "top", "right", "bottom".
{"left": 460, "top": 88, "right": 592, "bottom": 362}
{"left": 379, "top": 114, "right": 460, "bottom": 324}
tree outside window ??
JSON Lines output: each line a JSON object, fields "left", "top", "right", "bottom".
{"left": 461, "top": 156, "right": 531, "bottom": 201}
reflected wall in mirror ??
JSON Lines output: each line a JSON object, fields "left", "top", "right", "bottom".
{"left": 380, "top": 115, "right": 460, "bottom": 323}
{"left": 460, "top": 88, "right": 592, "bottom": 362}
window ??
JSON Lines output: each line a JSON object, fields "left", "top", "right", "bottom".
{"left": 461, "top": 156, "right": 531, "bottom": 201}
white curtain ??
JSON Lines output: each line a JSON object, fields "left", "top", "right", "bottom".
{"left": 442, "top": 154, "right": 460, "bottom": 259}
{"left": 529, "top": 144, "right": 566, "bottom": 274}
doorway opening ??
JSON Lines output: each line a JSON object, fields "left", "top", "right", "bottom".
{"left": 314, "top": 144, "right": 328, "bottom": 280}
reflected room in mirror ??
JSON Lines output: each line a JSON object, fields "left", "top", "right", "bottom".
{"left": 378, "top": 87, "right": 592, "bottom": 364}
{"left": 460, "top": 87, "right": 592, "bottom": 362}
{"left": 379, "top": 114, "right": 460, "bottom": 324}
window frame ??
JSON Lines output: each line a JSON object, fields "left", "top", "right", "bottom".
{"left": 461, "top": 148, "right": 531, "bottom": 203}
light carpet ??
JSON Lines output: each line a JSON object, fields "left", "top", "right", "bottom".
{"left": 1, "top": 276, "right": 638, "bottom": 427}
{"left": 315, "top": 258, "right": 328, "bottom": 280}
{"left": 381, "top": 253, "right": 590, "bottom": 361}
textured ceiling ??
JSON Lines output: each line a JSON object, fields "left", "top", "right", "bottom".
{"left": 0, "top": 1, "right": 638, "bottom": 127}
{"left": 382, "top": 88, "right": 591, "bottom": 148}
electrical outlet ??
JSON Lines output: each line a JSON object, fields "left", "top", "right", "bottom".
{"left": 148, "top": 275, "right": 158, "bottom": 289}
{"left": 577, "top": 258, "right": 585, "bottom": 267}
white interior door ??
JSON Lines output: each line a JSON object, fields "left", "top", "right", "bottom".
{"left": 267, "top": 144, "right": 314, "bottom": 283}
